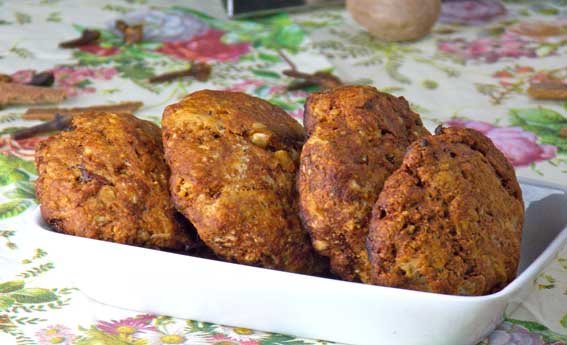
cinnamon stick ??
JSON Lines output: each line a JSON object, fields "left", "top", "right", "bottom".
{"left": 116, "top": 20, "right": 143, "bottom": 44}
{"left": 527, "top": 83, "right": 567, "bottom": 100}
{"left": 0, "top": 83, "right": 66, "bottom": 107}
{"left": 0, "top": 74, "right": 13, "bottom": 83}
{"left": 22, "top": 101, "right": 144, "bottom": 121}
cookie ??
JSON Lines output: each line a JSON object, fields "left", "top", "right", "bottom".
{"left": 298, "top": 85, "right": 429, "bottom": 282}
{"left": 367, "top": 126, "right": 524, "bottom": 295}
{"left": 162, "top": 90, "right": 326, "bottom": 274}
{"left": 35, "top": 112, "right": 193, "bottom": 251}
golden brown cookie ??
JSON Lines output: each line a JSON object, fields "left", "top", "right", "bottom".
{"left": 298, "top": 85, "right": 429, "bottom": 282}
{"left": 162, "top": 90, "right": 325, "bottom": 274}
{"left": 367, "top": 127, "right": 524, "bottom": 295}
{"left": 35, "top": 112, "right": 193, "bottom": 251}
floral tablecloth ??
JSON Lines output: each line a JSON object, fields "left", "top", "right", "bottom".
{"left": 0, "top": 0, "right": 566, "bottom": 344}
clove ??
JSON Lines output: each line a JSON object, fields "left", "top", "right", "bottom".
{"left": 115, "top": 20, "right": 143, "bottom": 44}
{"left": 11, "top": 113, "right": 72, "bottom": 140}
{"left": 149, "top": 62, "right": 212, "bottom": 83}
{"left": 278, "top": 50, "right": 342, "bottom": 91}
{"left": 285, "top": 70, "right": 342, "bottom": 91}
{"left": 28, "top": 71, "right": 55, "bottom": 87}
{"left": 59, "top": 29, "right": 101, "bottom": 48}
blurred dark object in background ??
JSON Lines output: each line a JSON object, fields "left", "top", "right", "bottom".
{"left": 223, "top": 0, "right": 344, "bottom": 18}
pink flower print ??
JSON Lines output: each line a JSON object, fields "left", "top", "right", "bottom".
{"left": 10, "top": 69, "right": 34, "bottom": 83}
{"left": 49, "top": 66, "right": 118, "bottom": 97}
{"left": 97, "top": 315, "right": 156, "bottom": 336}
{"left": 0, "top": 136, "right": 46, "bottom": 159}
{"left": 158, "top": 29, "right": 251, "bottom": 62}
{"left": 10, "top": 66, "right": 118, "bottom": 97}
{"left": 36, "top": 325, "right": 75, "bottom": 345}
{"left": 448, "top": 119, "right": 494, "bottom": 133}
{"left": 438, "top": 33, "right": 539, "bottom": 63}
{"left": 440, "top": 0, "right": 507, "bottom": 25}
{"left": 289, "top": 108, "right": 304, "bottom": 122}
{"left": 488, "top": 322, "right": 545, "bottom": 345}
{"left": 488, "top": 127, "right": 557, "bottom": 166}
{"left": 446, "top": 119, "right": 557, "bottom": 166}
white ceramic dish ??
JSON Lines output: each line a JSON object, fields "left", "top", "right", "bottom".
{"left": 27, "top": 178, "right": 567, "bottom": 345}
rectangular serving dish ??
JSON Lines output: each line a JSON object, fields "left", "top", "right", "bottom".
{"left": 26, "top": 178, "right": 567, "bottom": 345}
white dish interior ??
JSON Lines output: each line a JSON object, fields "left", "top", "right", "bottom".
{"left": 28, "top": 178, "right": 567, "bottom": 345}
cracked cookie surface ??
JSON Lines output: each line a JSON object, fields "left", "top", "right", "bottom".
{"left": 162, "top": 90, "right": 326, "bottom": 274}
{"left": 298, "top": 85, "right": 429, "bottom": 282}
{"left": 35, "top": 112, "right": 193, "bottom": 250}
{"left": 367, "top": 127, "right": 524, "bottom": 295}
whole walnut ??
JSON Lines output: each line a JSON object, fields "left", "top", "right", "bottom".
{"left": 347, "top": 0, "right": 441, "bottom": 42}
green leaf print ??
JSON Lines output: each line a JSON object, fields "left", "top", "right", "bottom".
{"left": 510, "top": 107, "right": 567, "bottom": 129}
{"left": 269, "top": 98, "right": 296, "bottom": 111}
{"left": 0, "top": 154, "right": 37, "bottom": 183}
{"left": 185, "top": 320, "right": 218, "bottom": 333}
{"left": 509, "top": 107, "right": 567, "bottom": 154}
{"left": 46, "top": 11, "right": 61, "bottom": 22}
{"left": 536, "top": 273, "right": 556, "bottom": 289}
{"left": 74, "top": 326, "right": 134, "bottom": 345}
{"left": 74, "top": 50, "right": 113, "bottom": 66}
{"left": 0, "top": 127, "right": 26, "bottom": 135}
{"left": 384, "top": 53, "right": 411, "bottom": 84}
{"left": 422, "top": 79, "right": 439, "bottom": 89}
{"left": 0, "top": 170, "right": 27, "bottom": 186}
{"left": 258, "top": 52, "right": 281, "bottom": 62}
{"left": 561, "top": 312, "right": 567, "bottom": 329}
{"left": 10, "top": 288, "right": 57, "bottom": 304}
{"left": 259, "top": 332, "right": 297, "bottom": 344}
{"left": 9, "top": 45, "right": 34, "bottom": 58}
{"left": 559, "top": 257, "right": 567, "bottom": 270}
{"left": 4, "top": 181, "right": 36, "bottom": 200}
{"left": 0, "top": 296, "right": 15, "bottom": 310}
{"left": 272, "top": 25, "right": 305, "bottom": 51}
{"left": 0, "top": 200, "right": 32, "bottom": 220}
{"left": 17, "top": 263, "right": 55, "bottom": 279}
{"left": 506, "top": 318, "right": 567, "bottom": 343}
{"left": 0, "top": 280, "right": 24, "bottom": 293}
{"left": 251, "top": 69, "right": 281, "bottom": 79}
{"left": 102, "top": 4, "right": 131, "bottom": 14}
{"left": 14, "top": 12, "right": 31, "bottom": 25}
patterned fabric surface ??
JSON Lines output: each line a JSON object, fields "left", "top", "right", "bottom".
{"left": 0, "top": 0, "right": 566, "bottom": 344}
